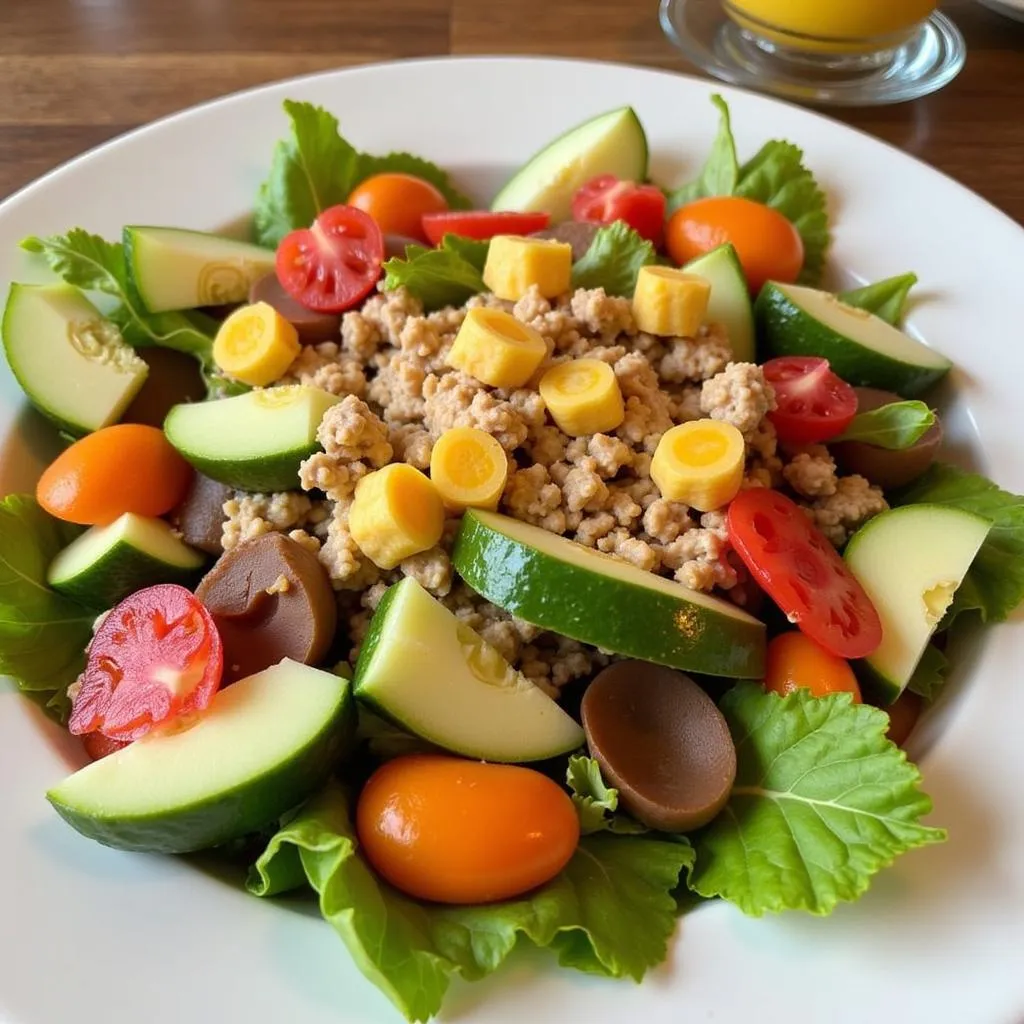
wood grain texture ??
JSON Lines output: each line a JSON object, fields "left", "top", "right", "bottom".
{"left": 0, "top": 0, "right": 1021, "bottom": 224}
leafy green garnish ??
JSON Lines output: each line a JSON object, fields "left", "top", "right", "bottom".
{"left": 667, "top": 95, "right": 830, "bottom": 285}
{"left": 891, "top": 463, "right": 1024, "bottom": 625}
{"left": 566, "top": 755, "right": 648, "bottom": 835}
{"left": 570, "top": 221, "right": 655, "bottom": 297}
{"left": 0, "top": 496, "right": 98, "bottom": 723}
{"left": 836, "top": 400, "right": 935, "bottom": 450}
{"left": 907, "top": 642, "right": 948, "bottom": 701}
{"left": 381, "top": 237, "right": 486, "bottom": 311}
{"left": 687, "top": 684, "right": 945, "bottom": 916}
{"left": 839, "top": 272, "right": 918, "bottom": 326}
{"left": 253, "top": 100, "right": 471, "bottom": 249}
{"left": 249, "top": 782, "right": 692, "bottom": 1022}
{"left": 19, "top": 229, "right": 242, "bottom": 397}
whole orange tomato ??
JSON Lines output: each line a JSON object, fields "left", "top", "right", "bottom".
{"left": 764, "top": 631, "right": 862, "bottom": 703}
{"left": 348, "top": 173, "right": 448, "bottom": 243}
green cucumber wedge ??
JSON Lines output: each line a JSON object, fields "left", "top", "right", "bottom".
{"left": 491, "top": 107, "right": 648, "bottom": 222}
{"left": 47, "top": 513, "right": 206, "bottom": 608}
{"left": 756, "top": 282, "right": 952, "bottom": 396}
{"left": 683, "top": 243, "right": 755, "bottom": 361}
{"left": 354, "top": 578, "right": 584, "bottom": 762}
{"left": 123, "top": 226, "right": 275, "bottom": 313}
{"left": 452, "top": 510, "right": 765, "bottom": 678}
{"left": 844, "top": 504, "right": 990, "bottom": 703}
{"left": 47, "top": 659, "right": 354, "bottom": 853}
{"left": 2, "top": 283, "right": 148, "bottom": 436}
{"left": 164, "top": 385, "right": 340, "bottom": 492}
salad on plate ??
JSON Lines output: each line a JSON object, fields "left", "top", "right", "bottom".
{"left": 1, "top": 93, "right": 1022, "bottom": 1023}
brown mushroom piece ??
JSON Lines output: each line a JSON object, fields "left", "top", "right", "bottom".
{"left": 248, "top": 272, "right": 341, "bottom": 344}
{"left": 581, "top": 661, "right": 736, "bottom": 832}
{"left": 196, "top": 532, "right": 337, "bottom": 683}
{"left": 830, "top": 386, "right": 942, "bottom": 490}
{"left": 384, "top": 233, "right": 423, "bottom": 260}
{"left": 172, "top": 473, "right": 233, "bottom": 556}
{"left": 123, "top": 347, "right": 206, "bottom": 427}
{"left": 531, "top": 221, "right": 600, "bottom": 263}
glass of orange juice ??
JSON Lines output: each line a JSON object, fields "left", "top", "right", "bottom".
{"left": 660, "top": 0, "right": 965, "bottom": 105}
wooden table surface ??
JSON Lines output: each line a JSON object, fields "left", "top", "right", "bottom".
{"left": 1, "top": 0, "right": 1022, "bottom": 224}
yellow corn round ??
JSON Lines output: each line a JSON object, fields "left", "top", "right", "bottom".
{"left": 349, "top": 463, "right": 445, "bottom": 569}
{"left": 538, "top": 358, "right": 625, "bottom": 436}
{"left": 632, "top": 266, "right": 712, "bottom": 338}
{"left": 651, "top": 419, "right": 744, "bottom": 511}
{"left": 482, "top": 234, "right": 573, "bottom": 300}
{"left": 212, "top": 301, "right": 301, "bottom": 386}
{"left": 446, "top": 307, "right": 547, "bottom": 388}
{"left": 429, "top": 427, "right": 508, "bottom": 511}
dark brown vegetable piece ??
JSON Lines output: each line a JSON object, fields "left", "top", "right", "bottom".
{"left": 531, "top": 221, "right": 600, "bottom": 263}
{"left": 581, "top": 661, "right": 736, "bottom": 832}
{"left": 123, "top": 347, "right": 205, "bottom": 428}
{"left": 248, "top": 272, "right": 341, "bottom": 344}
{"left": 172, "top": 473, "right": 233, "bottom": 556}
{"left": 830, "top": 386, "right": 942, "bottom": 490}
{"left": 196, "top": 532, "right": 337, "bottom": 682}
{"left": 384, "top": 233, "right": 422, "bottom": 260}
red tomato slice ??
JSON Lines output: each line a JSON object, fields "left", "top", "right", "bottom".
{"left": 421, "top": 210, "right": 550, "bottom": 246}
{"left": 275, "top": 205, "right": 384, "bottom": 314}
{"left": 68, "top": 584, "right": 224, "bottom": 742}
{"left": 571, "top": 175, "right": 667, "bottom": 246}
{"left": 727, "top": 489, "right": 882, "bottom": 659}
{"left": 81, "top": 732, "right": 130, "bottom": 761}
{"left": 763, "top": 356, "right": 858, "bottom": 445}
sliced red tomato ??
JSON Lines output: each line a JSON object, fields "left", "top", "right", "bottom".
{"left": 68, "top": 584, "right": 224, "bottom": 742}
{"left": 763, "top": 356, "right": 858, "bottom": 445}
{"left": 81, "top": 732, "right": 130, "bottom": 761}
{"left": 727, "top": 489, "right": 882, "bottom": 659}
{"left": 421, "top": 210, "right": 550, "bottom": 246}
{"left": 276, "top": 205, "right": 384, "bottom": 314}
{"left": 571, "top": 175, "right": 667, "bottom": 246}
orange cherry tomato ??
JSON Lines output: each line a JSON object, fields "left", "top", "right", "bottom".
{"left": 884, "top": 690, "right": 923, "bottom": 747}
{"left": 348, "top": 173, "right": 448, "bottom": 243}
{"left": 764, "top": 631, "right": 862, "bottom": 703}
{"left": 356, "top": 754, "right": 579, "bottom": 904}
{"left": 665, "top": 196, "right": 804, "bottom": 295}
{"left": 36, "top": 424, "right": 193, "bottom": 526}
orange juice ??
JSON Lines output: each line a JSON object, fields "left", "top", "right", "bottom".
{"left": 725, "top": 0, "right": 938, "bottom": 51}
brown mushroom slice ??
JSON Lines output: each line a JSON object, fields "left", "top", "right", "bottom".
{"left": 123, "top": 347, "right": 206, "bottom": 428}
{"left": 831, "top": 386, "right": 942, "bottom": 490}
{"left": 196, "top": 532, "right": 337, "bottom": 683}
{"left": 531, "top": 221, "right": 600, "bottom": 263}
{"left": 581, "top": 661, "right": 736, "bottom": 832}
{"left": 248, "top": 272, "right": 341, "bottom": 344}
{"left": 173, "top": 473, "right": 234, "bottom": 556}
{"left": 384, "top": 233, "right": 423, "bottom": 260}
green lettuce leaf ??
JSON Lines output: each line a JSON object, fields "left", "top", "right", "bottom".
{"left": 19, "top": 229, "right": 243, "bottom": 397}
{"left": 839, "top": 272, "right": 918, "bottom": 326}
{"left": 907, "top": 642, "right": 948, "bottom": 701}
{"left": 666, "top": 94, "right": 738, "bottom": 208}
{"left": 249, "top": 782, "right": 692, "bottom": 1022}
{"left": 0, "top": 496, "right": 98, "bottom": 723}
{"left": 436, "top": 233, "right": 489, "bottom": 272}
{"left": 566, "top": 755, "right": 648, "bottom": 835}
{"left": 571, "top": 221, "right": 655, "bottom": 297}
{"left": 381, "top": 237, "right": 485, "bottom": 311}
{"left": 836, "top": 400, "right": 935, "bottom": 450}
{"left": 253, "top": 101, "right": 470, "bottom": 249}
{"left": 891, "top": 463, "right": 1024, "bottom": 624}
{"left": 687, "top": 684, "right": 945, "bottom": 916}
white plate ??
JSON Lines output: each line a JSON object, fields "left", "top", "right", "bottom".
{"left": 1, "top": 57, "right": 1023, "bottom": 1024}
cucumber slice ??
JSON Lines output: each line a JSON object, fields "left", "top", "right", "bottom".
{"left": 844, "top": 504, "right": 990, "bottom": 703}
{"left": 756, "top": 282, "right": 952, "bottom": 397}
{"left": 164, "top": 385, "right": 341, "bottom": 492}
{"left": 682, "top": 244, "right": 755, "bottom": 361}
{"left": 47, "top": 659, "right": 353, "bottom": 853}
{"left": 452, "top": 510, "right": 765, "bottom": 678}
{"left": 123, "top": 226, "right": 276, "bottom": 313}
{"left": 354, "top": 578, "right": 585, "bottom": 762}
{"left": 490, "top": 107, "right": 648, "bottom": 222}
{"left": 2, "top": 283, "right": 148, "bottom": 436}
{"left": 47, "top": 513, "right": 206, "bottom": 608}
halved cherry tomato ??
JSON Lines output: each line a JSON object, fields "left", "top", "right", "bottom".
{"left": 357, "top": 754, "right": 579, "bottom": 904}
{"left": 275, "top": 204, "right": 384, "bottom": 314}
{"left": 764, "top": 631, "right": 861, "bottom": 703}
{"left": 36, "top": 424, "right": 193, "bottom": 526}
{"left": 421, "top": 210, "right": 550, "bottom": 246}
{"left": 68, "top": 585, "right": 223, "bottom": 742}
{"left": 571, "top": 175, "right": 667, "bottom": 247}
{"left": 763, "top": 356, "right": 858, "bottom": 445}
{"left": 347, "top": 173, "right": 448, "bottom": 243}
{"left": 665, "top": 196, "right": 803, "bottom": 295}
{"left": 727, "top": 489, "right": 882, "bottom": 659}
{"left": 884, "top": 690, "right": 923, "bottom": 747}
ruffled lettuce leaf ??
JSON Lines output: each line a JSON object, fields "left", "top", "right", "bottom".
{"left": 566, "top": 755, "right": 648, "bottom": 835}
{"left": 907, "top": 642, "right": 948, "bottom": 701}
{"left": 570, "top": 221, "right": 655, "bottom": 297}
{"left": 381, "top": 236, "right": 486, "bottom": 311}
{"left": 687, "top": 684, "right": 945, "bottom": 916}
{"left": 248, "top": 781, "right": 692, "bottom": 1022}
{"left": 839, "top": 272, "right": 918, "bottom": 326}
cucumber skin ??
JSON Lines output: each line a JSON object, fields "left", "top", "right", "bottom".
{"left": 452, "top": 513, "right": 765, "bottom": 679}
{"left": 166, "top": 441, "right": 317, "bottom": 493}
{"left": 756, "top": 284, "right": 950, "bottom": 397}
{"left": 51, "top": 548, "right": 205, "bottom": 609}
{"left": 47, "top": 690, "right": 355, "bottom": 854}
{"left": 852, "top": 660, "right": 903, "bottom": 706}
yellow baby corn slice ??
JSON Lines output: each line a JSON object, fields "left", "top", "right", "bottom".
{"left": 447, "top": 307, "right": 547, "bottom": 388}
{"left": 482, "top": 235, "right": 573, "bottom": 300}
{"left": 430, "top": 427, "right": 508, "bottom": 511}
{"left": 651, "top": 419, "right": 744, "bottom": 511}
{"left": 538, "top": 358, "right": 625, "bottom": 436}
{"left": 212, "top": 301, "right": 301, "bottom": 386}
{"left": 632, "top": 266, "right": 711, "bottom": 338}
